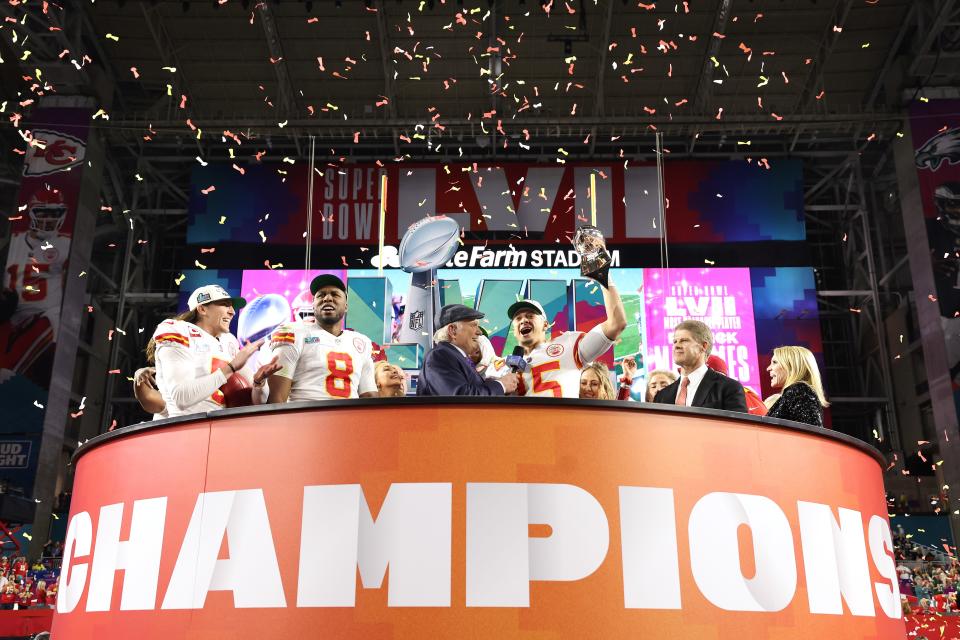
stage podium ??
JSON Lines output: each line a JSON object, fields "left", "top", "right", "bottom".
{"left": 52, "top": 399, "right": 904, "bottom": 639}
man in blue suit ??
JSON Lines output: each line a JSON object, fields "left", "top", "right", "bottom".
{"left": 417, "top": 304, "right": 519, "bottom": 396}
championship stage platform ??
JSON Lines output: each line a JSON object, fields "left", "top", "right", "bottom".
{"left": 52, "top": 400, "right": 904, "bottom": 639}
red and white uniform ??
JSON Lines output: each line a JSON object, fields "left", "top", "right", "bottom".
{"left": 4, "top": 232, "right": 70, "bottom": 334}
{"left": 152, "top": 319, "right": 253, "bottom": 417}
{"left": 487, "top": 325, "right": 615, "bottom": 398}
{"left": 269, "top": 321, "right": 376, "bottom": 401}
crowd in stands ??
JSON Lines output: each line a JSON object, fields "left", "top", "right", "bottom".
{"left": 0, "top": 551, "right": 60, "bottom": 610}
{"left": 894, "top": 527, "right": 960, "bottom": 615}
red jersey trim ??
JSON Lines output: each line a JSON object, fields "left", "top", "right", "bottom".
{"left": 155, "top": 333, "right": 190, "bottom": 347}
{"left": 572, "top": 332, "right": 585, "bottom": 369}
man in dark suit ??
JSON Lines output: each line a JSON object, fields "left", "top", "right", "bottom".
{"left": 417, "top": 304, "right": 519, "bottom": 396}
{"left": 654, "top": 320, "right": 748, "bottom": 413}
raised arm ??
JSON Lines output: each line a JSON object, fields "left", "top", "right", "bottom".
{"left": 599, "top": 283, "right": 627, "bottom": 341}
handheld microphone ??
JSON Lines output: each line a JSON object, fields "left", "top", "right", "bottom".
{"left": 505, "top": 346, "right": 529, "bottom": 373}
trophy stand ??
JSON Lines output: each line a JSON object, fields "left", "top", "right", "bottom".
{"left": 397, "top": 269, "right": 440, "bottom": 354}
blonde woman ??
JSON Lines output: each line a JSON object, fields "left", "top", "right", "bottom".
{"left": 375, "top": 361, "right": 406, "bottom": 397}
{"left": 765, "top": 346, "right": 829, "bottom": 427}
{"left": 644, "top": 369, "right": 678, "bottom": 402}
{"left": 579, "top": 362, "right": 616, "bottom": 400}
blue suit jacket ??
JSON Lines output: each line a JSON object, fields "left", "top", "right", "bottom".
{"left": 417, "top": 341, "right": 505, "bottom": 396}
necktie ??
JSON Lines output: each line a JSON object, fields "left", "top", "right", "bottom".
{"left": 675, "top": 376, "right": 690, "bottom": 406}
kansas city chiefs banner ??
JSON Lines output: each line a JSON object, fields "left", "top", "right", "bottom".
{"left": 1, "top": 106, "right": 90, "bottom": 497}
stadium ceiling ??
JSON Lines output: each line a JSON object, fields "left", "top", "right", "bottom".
{"left": 2, "top": 0, "right": 959, "bottom": 172}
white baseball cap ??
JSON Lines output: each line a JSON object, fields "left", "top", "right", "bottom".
{"left": 187, "top": 285, "right": 247, "bottom": 311}
{"left": 507, "top": 299, "right": 546, "bottom": 320}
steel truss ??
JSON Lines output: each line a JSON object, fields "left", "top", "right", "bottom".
{"left": 804, "top": 145, "right": 918, "bottom": 465}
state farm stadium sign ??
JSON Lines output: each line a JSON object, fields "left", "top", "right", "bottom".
{"left": 50, "top": 404, "right": 905, "bottom": 639}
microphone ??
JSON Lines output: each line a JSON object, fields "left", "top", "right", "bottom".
{"left": 505, "top": 346, "right": 529, "bottom": 373}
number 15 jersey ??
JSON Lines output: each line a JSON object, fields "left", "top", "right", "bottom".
{"left": 486, "top": 325, "right": 615, "bottom": 398}
{"left": 270, "top": 321, "right": 377, "bottom": 401}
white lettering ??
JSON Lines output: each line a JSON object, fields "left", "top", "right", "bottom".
{"left": 297, "top": 483, "right": 451, "bottom": 607}
{"left": 322, "top": 202, "right": 334, "bottom": 240}
{"left": 58, "top": 511, "right": 93, "bottom": 613}
{"left": 354, "top": 203, "right": 374, "bottom": 240}
{"left": 161, "top": 490, "right": 286, "bottom": 609}
{"left": 797, "top": 502, "right": 874, "bottom": 616}
{"left": 867, "top": 515, "right": 901, "bottom": 618}
{"left": 86, "top": 498, "right": 167, "bottom": 611}
{"left": 352, "top": 168, "right": 364, "bottom": 198}
{"left": 620, "top": 487, "right": 681, "bottom": 609}
{"left": 323, "top": 168, "right": 334, "bottom": 199}
{"left": 688, "top": 492, "right": 797, "bottom": 612}
{"left": 466, "top": 483, "right": 609, "bottom": 607}
{"left": 338, "top": 202, "right": 350, "bottom": 240}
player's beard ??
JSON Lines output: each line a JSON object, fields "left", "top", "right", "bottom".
{"left": 317, "top": 309, "right": 345, "bottom": 331}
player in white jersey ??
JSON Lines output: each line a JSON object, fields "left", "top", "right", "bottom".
{"left": 151, "top": 285, "right": 280, "bottom": 417}
{"left": 267, "top": 274, "right": 377, "bottom": 402}
{"left": 5, "top": 232, "right": 69, "bottom": 332}
{"left": 0, "top": 189, "right": 71, "bottom": 383}
{"left": 5, "top": 189, "right": 71, "bottom": 331}
{"left": 487, "top": 283, "right": 627, "bottom": 398}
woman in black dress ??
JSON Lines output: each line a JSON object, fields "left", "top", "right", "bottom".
{"left": 764, "top": 346, "right": 828, "bottom": 427}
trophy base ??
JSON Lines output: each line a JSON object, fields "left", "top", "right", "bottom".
{"left": 580, "top": 249, "right": 612, "bottom": 288}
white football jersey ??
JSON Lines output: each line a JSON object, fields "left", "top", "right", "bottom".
{"left": 4, "top": 232, "right": 70, "bottom": 331}
{"left": 152, "top": 319, "right": 242, "bottom": 416}
{"left": 269, "top": 322, "right": 376, "bottom": 401}
{"left": 486, "top": 325, "right": 615, "bottom": 398}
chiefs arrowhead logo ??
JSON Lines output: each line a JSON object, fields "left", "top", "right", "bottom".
{"left": 23, "top": 129, "right": 86, "bottom": 176}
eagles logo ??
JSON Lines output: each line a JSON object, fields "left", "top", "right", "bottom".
{"left": 916, "top": 127, "right": 960, "bottom": 171}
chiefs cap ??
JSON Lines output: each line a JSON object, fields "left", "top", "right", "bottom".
{"left": 188, "top": 285, "right": 246, "bottom": 311}
{"left": 310, "top": 274, "right": 347, "bottom": 295}
{"left": 507, "top": 299, "right": 546, "bottom": 320}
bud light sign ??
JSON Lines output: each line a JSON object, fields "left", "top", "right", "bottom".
{"left": 0, "top": 441, "right": 32, "bottom": 469}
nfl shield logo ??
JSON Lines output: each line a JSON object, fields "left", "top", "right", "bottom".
{"left": 408, "top": 311, "right": 424, "bottom": 331}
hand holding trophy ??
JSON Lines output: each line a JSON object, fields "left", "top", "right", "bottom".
{"left": 573, "top": 225, "right": 612, "bottom": 288}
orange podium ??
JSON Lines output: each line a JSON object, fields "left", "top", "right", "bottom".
{"left": 52, "top": 399, "right": 905, "bottom": 639}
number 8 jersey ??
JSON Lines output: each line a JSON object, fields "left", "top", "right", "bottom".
{"left": 486, "top": 325, "right": 615, "bottom": 398}
{"left": 269, "top": 321, "right": 377, "bottom": 401}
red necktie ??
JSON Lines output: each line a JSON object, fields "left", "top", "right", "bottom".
{"left": 675, "top": 376, "right": 690, "bottom": 406}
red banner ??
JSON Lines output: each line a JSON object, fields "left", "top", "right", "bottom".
{"left": 187, "top": 159, "right": 805, "bottom": 246}
{"left": 53, "top": 403, "right": 902, "bottom": 639}
{"left": 0, "top": 106, "right": 90, "bottom": 495}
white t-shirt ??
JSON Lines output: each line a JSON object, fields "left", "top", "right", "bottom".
{"left": 486, "top": 324, "right": 615, "bottom": 398}
{"left": 152, "top": 319, "right": 252, "bottom": 417}
{"left": 269, "top": 322, "right": 377, "bottom": 401}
